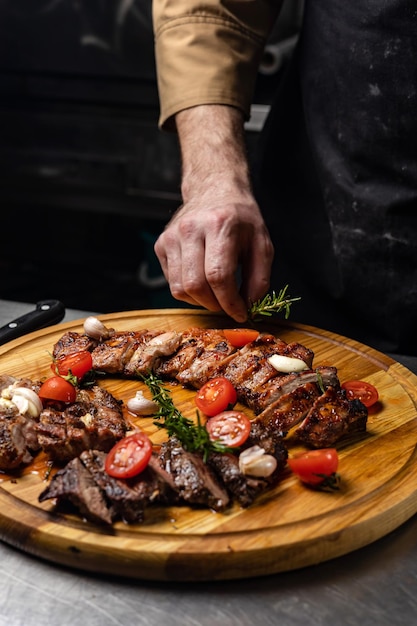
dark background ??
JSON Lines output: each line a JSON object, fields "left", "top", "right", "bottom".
{"left": 0, "top": 0, "right": 303, "bottom": 313}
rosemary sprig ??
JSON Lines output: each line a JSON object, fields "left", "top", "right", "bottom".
{"left": 141, "top": 371, "right": 231, "bottom": 461}
{"left": 248, "top": 285, "right": 301, "bottom": 322}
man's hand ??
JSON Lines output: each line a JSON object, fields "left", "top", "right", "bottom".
{"left": 154, "top": 105, "right": 274, "bottom": 323}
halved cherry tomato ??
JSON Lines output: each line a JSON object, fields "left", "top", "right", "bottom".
{"left": 205, "top": 410, "right": 251, "bottom": 448}
{"left": 38, "top": 376, "right": 77, "bottom": 404}
{"left": 287, "top": 448, "right": 339, "bottom": 489}
{"left": 51, "top": 350, "right": 93, "bottom": 380}
{"left": 105, "top": 432, "right": 153, "bottom": 479}
{"left": 223, "top": 328, "right": 260, "bottom": 348}
{"left": 341, "top": 380, "right": 379, "bottom": 408}
{"left": 195, "top": 377, "right": 237, "bottom": 417}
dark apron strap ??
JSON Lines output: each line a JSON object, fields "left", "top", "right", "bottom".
{"left": 256, "top": 0, "right": 417, "bottom": 354}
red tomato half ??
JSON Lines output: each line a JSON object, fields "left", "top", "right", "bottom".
{"left": 341, "top": 380, "right": 379, "bottom": 408}
{"left": 51, "top": 350, "right": 93, "bottom": 380}
{"left": 287, "top": 448, "right": 339, "bottom": 488}
{"left": 205, "top": 410, "right": 251, "bottom": 448}
{"left": 195, "top": 377, "right": 237, "bottom": 417}
{"left": 38, "top": 376, "right": 77, "bottom": 404}
{"left": 105, "top": 432, "right": 153, "bottom": 479}
{"left": 223, "top": 328, "right": 260, "bottom": 348}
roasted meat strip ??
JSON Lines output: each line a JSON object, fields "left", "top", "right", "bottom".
{"left": 36, "top": 385, "right": 127, "bottom": 462}
{"left": 295, "top": 387, "right": 368, "bottom": 447}
{"left": 158, "top": 436, "right": 230, "bottom": 511}
{"left": 155, "top": 327, "right": 237, "bottom": 387}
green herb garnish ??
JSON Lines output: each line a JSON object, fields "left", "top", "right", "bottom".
{"left": 248, "top": 286, "right": 301, "bottom": 322}
{"left": 141, "top": 371, "right": 231, "bottom": 461}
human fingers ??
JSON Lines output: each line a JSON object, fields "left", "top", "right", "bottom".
{"left": 239, "top": 224, "right": 275, "bottom": 306}
{"left": 154, "top": 221, "right": 222, "bottom": 310}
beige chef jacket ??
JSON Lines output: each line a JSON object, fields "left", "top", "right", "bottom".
{"left": 152, "top": 0, "right": 281, "bottom": 129}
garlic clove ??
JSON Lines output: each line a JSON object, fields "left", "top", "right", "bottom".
{"left": 268, "top": 354, "right": 309, "bottom": 373}
{"left": 239, "top": 445, "right": 278, "bottom": 477}
{"left": 127, "top": 390, "right": 158, "bottom": 416}
{"left": 83, "top": 316, "right": 111, "bottom": 341}
{"left": 11, "top": 387, "right": 43, "bottom": 418}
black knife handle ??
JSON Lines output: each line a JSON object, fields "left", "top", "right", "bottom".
{"left": 0, "top": 300, "right": 66, "bottom": 345}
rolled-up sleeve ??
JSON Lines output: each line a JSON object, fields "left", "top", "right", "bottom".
{"left": 152, "top": 0, "right": 280, "bottom": 129}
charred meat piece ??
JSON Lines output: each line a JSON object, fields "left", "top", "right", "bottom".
{"left": 158, "top": 437, "right": 230, "bottom": 511}
{"left": 155, "top": 328, "right": 236, "bottom": 387}
{"left": 295, "top": 387, "right": 368, "bottom": 448}
{"left": 207, "top": 452, "right": 270, "bottom": 508}
{"left": 246, "top": 366, "right": 340, "bottom": 414}
{"left": 52, "top": 331, "right": 99, "bottom": 359}
{"left": 124, "top": 331, "right": 183, "bottom": 377}
{"left": 36, "top": 385, "right": 127, "bottom": 463}
{"left": 0, "top": 411, "right": 38, "bottom": 470}
{"left": 39, "top": 455, "right": 114, "bottom": 525}
{"left": 208, "top": 434, "right": 288, "bottom": 508}
{"left": 39, "top": 449, "right": 180, "bottom": 525}
{"left": 77, "top": 449, "right": 157, "bottom": 524}
{"left": 252, "top": 382, "right": 322, "bottom": 437}
{"left": 90, "top": 331, "right": 151, "bottom": 374}
{"left": 217, "top": 335, "right": 290, "bottom": 395}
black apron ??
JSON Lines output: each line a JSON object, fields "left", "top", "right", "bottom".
{"left": 255, "top": 1, "right": 417, "bottom": 355}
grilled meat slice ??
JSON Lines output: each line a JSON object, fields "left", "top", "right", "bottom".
{"left": 158, "top": 437, "right": 230, "bottom": 511}
{"left": 124, "top": 331, "right": 183, "bottom": 376}
{"left": 207, "top": 452, "right": 270, "bottom": 507}
{"left": 39, "top": 449, "right": 182, "bottom": 525}
{"left": 77, "top": 449, "right": 157, "bottom": 523}
{"left": 246, "top": 366, "right": 340, "bottom": 414}
{"left": 208, "top": 434, "right": 288, "bottom": 508}
{"left": 39, "top": 455, "right": 114, "bottom": 525}
{"left": 0, "top": 412, "right": 38, "bottom": 470}
{"left": 295, "top": 387, "right": 368, "bottom": 448}
{"left": 155, "top": 328, "right": 236, "bottom": 387}
{"left": 36, "top": 385, "right": 127, "bottom": 463}
{"left": 90, "top": 331, "right": 151, "bottom": 374}
{"left": 252, "top": 381, "right": 322, "bottom": 437}
{"left": 52, "top": 331, "right": 99, "bottom": 359}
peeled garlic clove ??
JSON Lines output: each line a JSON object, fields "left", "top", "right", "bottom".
{"left": 83, "top": 316, "right": 111, "bottom": 340}
{"left": 127, "top": 390, "right": 158, "bottom": 416}
{"left": 11, "top": 387, "right": 43, "bottom": 418}
{"left": 268, "top": 354, "right": 309, "bottom": 373}
{"left": 239, "top": 445, "right": 278, "bottom": 477}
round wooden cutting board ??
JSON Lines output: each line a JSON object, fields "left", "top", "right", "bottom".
{"left": 1, "top": 309, "right": 417, "bottom": 582}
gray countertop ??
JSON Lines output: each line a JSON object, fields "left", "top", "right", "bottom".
{"left": 0, "top": 300, "right": 417, "bottom": 626}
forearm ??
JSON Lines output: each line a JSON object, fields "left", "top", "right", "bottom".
{"left": 176, "top": 105, "right": 253, "bottom": 202}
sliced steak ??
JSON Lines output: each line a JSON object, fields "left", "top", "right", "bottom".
{"left": 36, "top": 385, "right": 127, "bottom": 463}
{"left": 207, "top": 452, "right": 270, "bottom": 507}
{"left": 124, "top": 331, "right": 183, "bottom": 376}
{"left": 78, "top": 449, "right": 156, "bottom": 524}
{"left": 158, "top": 437, "right": 230, "bottom": 511}
{"left": 155, "top": 328, "right": 236, "bottom": 386}
{"left": 90, "top": 331, "right": 150, "bottom": 374}
{"left": 252, "top": 381, "right": 322, "bottom": 436}
{"left": 52, "top": 331, "right": 99, "bottom": 359}
{"left": 246, "top": 366, "right": 340, "bottom": 414}
{"left": 0, "top": 411, "right": 38, "bottom": 470}
{"left": 39, "top": 456, "right": 114, "bottom": 525}
{"left": 295, "top": 388, "right": 368, "bottom": 448}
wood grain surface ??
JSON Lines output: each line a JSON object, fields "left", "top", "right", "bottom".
{"left": 0, "top": 309, "right": 417, "bottom": 582}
